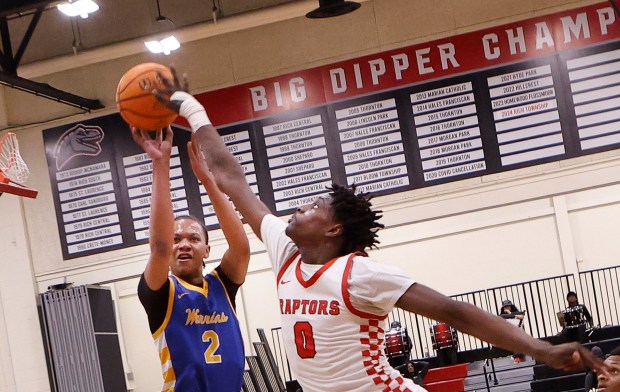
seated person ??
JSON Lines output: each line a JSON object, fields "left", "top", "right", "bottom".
{"left": 560, "top": 291, "right": 594, "bottom": 343}
{"left": 385, "top": 320, "right": 412, "bottom": 369}
{"left": 397, "top": 360, "right": 429, "bottom": 386}
{"left": 562, "top": 291, "right": 594, "bottom": 328}
{"left": 597, "top": 346, "right": 620, "bottom": 392}
{"left": 499, "top": 299, "right": 526, "bottom": 327}
{"left": 499, "top": 299, "right": 526, "bottom": 362}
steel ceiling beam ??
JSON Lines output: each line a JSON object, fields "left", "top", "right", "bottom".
{"left": 0, "top": 0, "right": 52, "bottom": 18}
{"left": 0, "top": 0, "right": 103, "bottom": 111}
{"left": 0, "top": 72, "right": 103, "bottom": 111}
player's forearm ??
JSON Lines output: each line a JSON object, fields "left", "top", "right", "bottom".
{"left": 193, "top": 125, "right": 247, "bottom": 194}
{"left": 149, "top": 158, "right": 174, "bottom": 257}
{"left": 193, "top": 127, "right": 269, "bottom": 236}
{"left": 399, "top": 284, "right": 551, "bottom": 361}
{"left": 451, "top": 302, "right": 551, "bottom": 359}
{"left": 177, "top": 93, "right": 270, "bottom": 235}
{"left": 202, "top": 174, "right": 250, "bottom": 281}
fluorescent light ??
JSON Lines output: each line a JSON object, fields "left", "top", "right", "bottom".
{"left": 57, "top": 0, "right": 99, "bottom": 18}
{"left": 144, "top": 35, "right": 181, "bottom": 55}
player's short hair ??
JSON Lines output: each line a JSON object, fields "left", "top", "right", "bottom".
{"left": 566, "top": 291, "right": 578, "bottom": 300}
{"left": 174, "top": 215, "right": 209, "bottom": 244}
{"left": 328, "top": 183, "right": 384, "bottom": 254}
{"left": 610, "top": 346, "right": 620, "bottom": 357}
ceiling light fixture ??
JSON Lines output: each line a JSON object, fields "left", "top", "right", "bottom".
{"left": 306, "top": 0, "right": 361, "bottom": 19}
{"left": 145, "top": 36, "right": 180, "bottom": 55}
{"left": 145, "top": 0, "right": 180, "bottom": 55}
{"left": 57, "top": 0, "right": 99, "bottom": 18}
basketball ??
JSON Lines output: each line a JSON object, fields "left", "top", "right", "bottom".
{"left": 116, "top": 63, "right": 178, "bottom": 130}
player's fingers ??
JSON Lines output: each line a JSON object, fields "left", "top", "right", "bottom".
{"left": 153, "top": 89, "right": 167, "bottom": 102}
{"left": 130, "top": 126, "right": 142, "bottom": 143}
{"left": 578, "top": 345, "right": 606, "bottom": 372}
{"left": 165, "top": 126, "right": 173, "bottom": 143}
{"left": 187, "top": 141, "right": 199, "bottom": 169}
{"left": 193, "top": 137, "right": 205, "bottom": 161}
{"left": 182, "top": 73, "right": 189, "bottom": 92}
{"left": 187, "top": 141, "right": 194, "bottom": 157}
{"left": 154, "top": 90, "right": 182, "bottom": 113}
{"left": 153, "top": 89, "right": 175, "bottom": 107}
{"left": 157, "top": 68, "right": 175, "bottom": 90}
{"left": 170, "top": 64, "right": 182, "bottom": 89}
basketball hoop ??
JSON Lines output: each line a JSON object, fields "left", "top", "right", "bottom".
{"left": 0, "top": 132, "right": 38, "bottom": 198}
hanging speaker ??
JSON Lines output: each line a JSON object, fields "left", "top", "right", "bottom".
{"left": 306, "top": 0, "right": 361, "bottom": 19}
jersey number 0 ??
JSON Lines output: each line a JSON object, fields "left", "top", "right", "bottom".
{"left": 294, "top": 321, "right": 316, "bottom": 358}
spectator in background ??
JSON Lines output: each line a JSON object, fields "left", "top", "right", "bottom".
{"left": 499, "top": 299, "right": 527, "bottom": 363}
{"left": 585, "top": 346, "right": 604, "bottom": 392}
{"left": 565, "top": 291, "right": 594, "bottom": 327}
{"left": 560, "top": 291, "right": 594, "bottom": 343}
{"left": 400, "top": 360, "right": 430, "bottom": 386}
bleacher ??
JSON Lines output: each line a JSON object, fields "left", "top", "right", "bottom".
{"left": 418, "top": 326, "right": 620, "bottom": 392}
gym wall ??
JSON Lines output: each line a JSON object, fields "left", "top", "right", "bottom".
{"left": 2, "top": 0, "right": 619, "bottom": 391}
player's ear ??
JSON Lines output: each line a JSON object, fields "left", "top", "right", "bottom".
{"left": 326, "top": 223, "right": 343, "bottom": 238}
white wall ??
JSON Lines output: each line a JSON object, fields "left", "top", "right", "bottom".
{"left": 0, "top": 192, "right": 49, "bottom": 392}
{"left": 2, "top": 0, "right": 620, "bottom": 391}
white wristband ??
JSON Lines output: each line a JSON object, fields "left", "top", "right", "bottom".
{"left": 170, "top": 91, "right": 211, "bottom": 132}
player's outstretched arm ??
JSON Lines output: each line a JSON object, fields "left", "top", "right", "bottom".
{"left": 397, "top": 283, "right": 607, "bottom": 373}
{"left": 188, "top": 140, "right": 250, "bottom": 284}
{"left": 131, "top": 127, "right": 175, "bottom": 290}
{"left": 153, "top": 67, "right": 271, "bottom": 238}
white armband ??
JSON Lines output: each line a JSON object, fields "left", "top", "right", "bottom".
{"left": 170, "top": 91, "right": 211, "bottom": 132}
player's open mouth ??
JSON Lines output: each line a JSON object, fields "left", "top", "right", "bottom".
{"left": 177, "top": 253, "right": 192, "bottom": 261}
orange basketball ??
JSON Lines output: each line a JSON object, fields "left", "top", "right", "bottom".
{"left": 115, "top": 63, "right": 178, "bottom": 130}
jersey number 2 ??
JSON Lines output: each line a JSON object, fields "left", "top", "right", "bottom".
{"left": 294, "top": 322, "right": 316, "bottom": 358}
{"left": 202, "top": 330, "right": 222, "bottom": 363}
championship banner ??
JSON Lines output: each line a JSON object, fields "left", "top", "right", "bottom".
{"left": 44, "top": 3, "right": 620, "bottom": 259}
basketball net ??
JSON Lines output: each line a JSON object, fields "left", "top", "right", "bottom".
{"left": 0, "top": 132, "right": 30, "bottom": 184}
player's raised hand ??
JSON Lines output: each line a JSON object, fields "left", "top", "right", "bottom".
{"left": 130, "top": 126, "right": 173, "bottom": 161}
{"left": 153, "top": 65, "right": 189, "bottom": 113}
{"left": 187, "top": 139, "right": 215, "bottom": 185}
{"left": 542, "top": 342, "right": 608, "bottom": 373}
{"left": 152, "top": 66, "right": 211, "bottom": 133}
